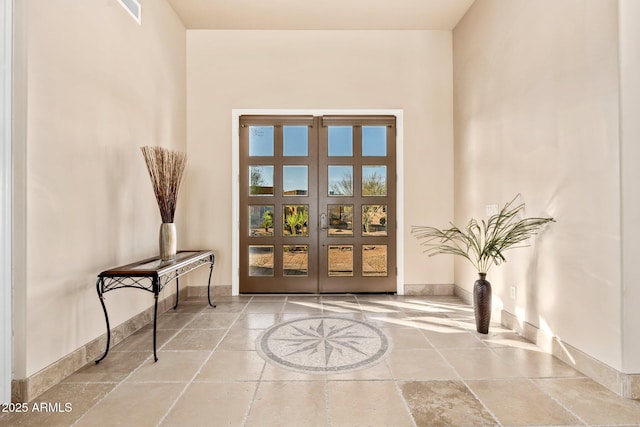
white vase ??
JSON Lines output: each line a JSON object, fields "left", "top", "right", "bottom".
{"left": 159, "top": 223, "right": 177, "bottom": 261}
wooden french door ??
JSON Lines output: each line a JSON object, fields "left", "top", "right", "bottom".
{"left": 239, "top": 115, "right": 396, "bottom": 293}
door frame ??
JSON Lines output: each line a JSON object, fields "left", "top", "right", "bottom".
{"left": 232, "top": 109, "right": 404, "bottom": 296}
{"left": 0, "top": 0, "right": 12, "bottom": 403}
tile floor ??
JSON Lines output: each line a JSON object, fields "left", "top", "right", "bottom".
{"left": 3, "top": 294, "right": 640, "bottom": 427}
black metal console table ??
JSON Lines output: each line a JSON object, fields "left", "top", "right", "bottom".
{"left": 95, "top": 250, "right": 215, "bottom": 363}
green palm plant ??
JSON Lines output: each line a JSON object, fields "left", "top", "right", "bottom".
{"left": 411, "top": 195, "right": 555, "bottom": 274}
{"left": 286, "top": 212, "right": 299, "bottom": 236}
{"left": 298, "top": 210, "right": 309, "bottom": 233}
{"left": 412, "top": 195, "right": 554, "bottom": 334}
{"left": 285, "top": 208, "right": 307, "bottom": 236}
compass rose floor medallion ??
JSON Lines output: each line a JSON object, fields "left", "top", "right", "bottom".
{"left": 256, "top": 316, "right": 392, "bottom": 374}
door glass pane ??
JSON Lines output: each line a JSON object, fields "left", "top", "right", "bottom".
{"left": 283, "top": 165, "right": 308, "bottom": 196}
{"left": 362, "top": 126, "right": 387, "bottom": 156}
{"left": 249, "top": 245, "right": 274, "bottom": 276}
{"left": 283, "top": 205, "right": 309, "bottom": 237}
{"left": 283, "top": 126, "right": 308, "bottom": 156}
{"left": 249, "top": 165, "right": 274, "bottom": 196}
{"left": 362, "top": 205, "right": 387, "bottom": 236}
{"left": 328, "top": 165, "right": 353, "bottom": 196}
{"left": 362, "top": 165, "right": 386, "bottom": 196}
{"left": 328, "top": 205, "right": 353, "bottom": 236}
{"left": 362, "top": 245, "right": 387, "bottom": 277}
{"left": 328, "top": 245, "right": 353, "bottom": 277}
{"left": 328, "top": 126, "right": 353, "bottom": 156}
{"left": 283, "top": 245, "right": 308, "bottom": 276}
{"left": 249, "top": 205, "right": 274, "bottom": 236}
{"left": 249, "top": 126, "right": 274, "bottom": 156}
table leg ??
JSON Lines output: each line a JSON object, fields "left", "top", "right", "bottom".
{"left": 207, "top": 259, "right": 216, "bottom": 308}
{"left": 95, "top": 278, "right": 111, "bottom": 364}
{"left": 153, "top": 293, "right": 159, "bottom": 362}
{"left": 173, "top": 275, "right": 179, "bottom": 310}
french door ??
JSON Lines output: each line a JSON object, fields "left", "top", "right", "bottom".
{"left": 239, "top": 115, "right": 396, "bottom": 293}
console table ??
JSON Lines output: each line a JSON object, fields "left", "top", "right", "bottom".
{"left": 95, "top": 250, "right": 215, "bottom": 363}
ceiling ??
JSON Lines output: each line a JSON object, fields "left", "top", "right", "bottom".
{"left": 166, "top": 0, "right": 476, "bottom": 31}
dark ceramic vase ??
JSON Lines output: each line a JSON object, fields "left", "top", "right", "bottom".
{"left": 473, "top": 273, "right": 492, "bottom": 334}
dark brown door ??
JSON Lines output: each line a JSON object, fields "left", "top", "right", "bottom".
{"left": 318, "top": 116, "right": 396, "bottom": 293}
{"left": 239, "top": 115, "right": 396, "bottom": 293}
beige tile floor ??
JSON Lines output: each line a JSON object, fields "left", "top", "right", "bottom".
{"left": 3, "top": 294, "right": 640, "bottom": 427}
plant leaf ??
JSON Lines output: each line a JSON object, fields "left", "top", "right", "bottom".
{"left": 411, "top": 195, "right": 554, "bottom": 274}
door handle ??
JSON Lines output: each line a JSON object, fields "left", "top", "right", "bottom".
{"left": 320, "top": 212, "right": 328, "bottom": 230}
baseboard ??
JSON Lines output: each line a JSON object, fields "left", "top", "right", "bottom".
{"left": 403, "top": 283, "right": 454, "bottom": 296}
{"left": 194, "top": 284, "right": 449, "bottom": 297}
{"left": 453, "top": 284, "right": 473, "bottom": 306}
{"left": 19, "top": 285, "right": 637, "bottom": 402}
{"left": 11, "top": 289, "right": 187, "bottom": 403}
{"left": 188, "top": 284, "right": 232, "bottom": 298}
{"left": 501, "top": 309, "right": 640, "bottom": 399}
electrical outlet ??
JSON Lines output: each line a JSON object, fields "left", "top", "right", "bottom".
{"left": 510, "top": 286, "right": 517, "bottom": 300}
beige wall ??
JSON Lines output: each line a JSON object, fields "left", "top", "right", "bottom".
{"left": 14, "top": 0, "right": 186, "bottom": 377}
{"left": 453, "top": 0, "right": 627, "bottom": 371}
{"left": 12, "top": 0, "right": 640, "bottom": 388}
{"left": 183, "top": 30, "right": 455, "bottom": 292}
{"left": 619, "top": 0, "right": 640, "bottom": 374}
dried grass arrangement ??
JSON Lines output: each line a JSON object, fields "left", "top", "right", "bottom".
{"left": 141, "top": 146, "right": 187, "bottom": 223}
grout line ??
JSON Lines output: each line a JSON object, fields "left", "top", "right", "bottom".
{"left": 156, "top": 295, "right": 253, "bottom": 426}
{"left": 69, "top": 301, "right": 208, "bottom": 426}
{"left": 75, "top": 295, "right": 253, "bottom": 426}
{"left": 324, "top": 372, "right": 332, "bottom": 427}
{"left": 242, "top": 295, "right": 278, "bottom": 426}
{"left": 71, "top": 353, "right": 155, "bottom": 426}
{"left": 52, "top": 295, "right": 639, "bottom": 427}
{"left": 387, "top": 354, "right": 419, "bottom": 427}
{"left": 414, "top": 304, "right": 504, "bottom": 426}
{"left": 528, "top": 377, "right": 590, "bottom": 426}
{"left": 242, "top": 352, "right": 266, "bottom": 427}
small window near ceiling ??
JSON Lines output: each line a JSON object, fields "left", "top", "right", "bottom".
{"left": 118, "top": 0, "right": 142, "bottom": 24}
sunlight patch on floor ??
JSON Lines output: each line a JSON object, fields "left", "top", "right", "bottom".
{"left": 288, "top": 301, "right": 323, "bottom": 310}
{"left": 370, "top": 315, "right": 470, "bottom": 333}
{"left": 370, "top": 300, "right": 454, "bottom": 314}
{"left": 483, "top": 339, "right": 545, "bottom": 352}
{"left": 319, "top": 303, "right": 357, "bottom": 313}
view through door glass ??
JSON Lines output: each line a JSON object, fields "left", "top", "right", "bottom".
{"left": 239, "top": 115, "right": 396, "bottom": 293}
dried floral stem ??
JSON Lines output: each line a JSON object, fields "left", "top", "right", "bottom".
{"left": 141, "top": 146, "right": 187, "bottom": 223}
